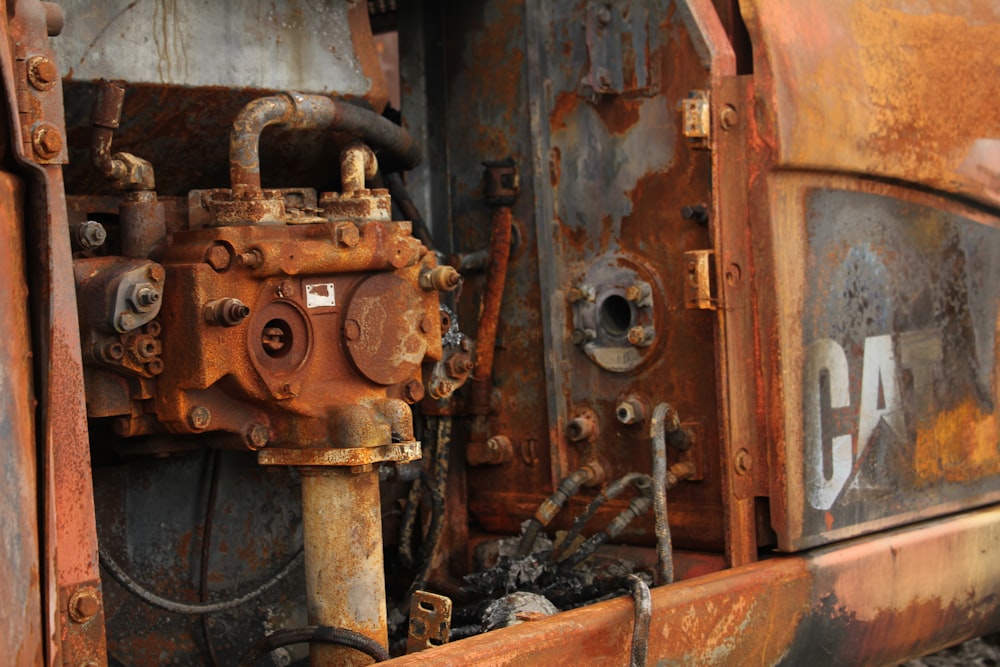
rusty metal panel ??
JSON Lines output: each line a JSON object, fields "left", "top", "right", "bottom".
{"left": 442, "top": 0, "right": 730, "bottom": 554}
{"left": 737, "top": 1, "right": 1000, "bottom": 551}
{"left": 385, "top": 504, "right": 1000, "bottom": 665}
{"left": 742, "top": 0, "right": 1000, "bottom": 211}
{"left": 768, "top": 176, "right": 1000, "bottom": 550}
{"left": 0, "top": 171, "right": 44, "bottom": 666}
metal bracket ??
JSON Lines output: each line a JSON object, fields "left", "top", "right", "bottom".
{"left": 583, "top": 2, "right": 652, "bottom": 96}
{"left": 681, "top": 90, "right": 711, "bottom": 150}
{"left": 407, "top": 590, "right": 452, "bottom": 654}
{"left": 683, "top": 249, "right": 717, "bottom": 309}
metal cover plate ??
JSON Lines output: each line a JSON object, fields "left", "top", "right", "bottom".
{"left": 771, "top": 177, "right": 1000, "bottom": 550}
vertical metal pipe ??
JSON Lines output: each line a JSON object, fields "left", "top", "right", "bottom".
{"left": 300, "top": 467, "right": 388, "bottom": 666}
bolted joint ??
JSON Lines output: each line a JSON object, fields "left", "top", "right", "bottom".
{"left": 237, "top": 248, "right": 264, "bottom": 269}
{"left": 187, "top": 405, "right": 212, "bottom": 431}
{"left": 245, "top": 423, "right": 270, "bottom": 450}
{"left": 27, "top": 55, "right": 58, "bottom": 90}
{"left": 627, "top": 325, "right": 655, "bottom": 347}
{"left": 68, "top": 587, "right": 101, "bottom": 624}
{"left": 204, "top": 244, "right": 232, "bottom": 271}
{"left": 73, "top": 220, "right": 107, "bottom": 249}
{"left": 126, "top": 282, "right": 161, "bottom": 313}
{"left": 31, "top": 123, "right": 63, "bottom": 159}
{"left": 203, "top": 298, "right": 251, "bottom": 327}
{"left": 403, "top": 379, "right": 425, "bottom": 404}
{"left": 616, "top": 395, "right": 647, "bottom": 425}
{"left": 334, "top": 221, "right": 360, "bottom": 248}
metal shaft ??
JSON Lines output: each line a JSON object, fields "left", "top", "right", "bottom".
{"left": 301, "top": 467, "right": 387, "bottom": 666}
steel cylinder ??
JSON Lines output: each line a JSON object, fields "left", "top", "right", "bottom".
{"left": 300, "top": 467, "right": 387, "bottom": 666}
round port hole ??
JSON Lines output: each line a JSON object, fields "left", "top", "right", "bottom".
{"left": 599, "top": 294, "right": 633, "bottom": 337}
{"left": 261, "top": 319, "right": 293, "bottom": 358}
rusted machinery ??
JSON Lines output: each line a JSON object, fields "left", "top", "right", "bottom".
{"left": 1, "top": 1, "right": 998, "bottom": 666}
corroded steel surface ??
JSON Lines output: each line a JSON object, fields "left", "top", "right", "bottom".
{"left": 736, "top": 1, "right": 1000, "bottom": 551}
{"left": 386, "top": 505, "right": 1000, "bottom": 665}
{"left": 742, "top": 0, "right": 1000, "bottom": 210}
{"left": 2, "top": 2, "right": 109, "bottom": 664}
{"left": 301, "top": 468, "right": 386, "bottom": 666}
{"left": 448, "top": 0, "right": 730, "bottom": 558}
{"left": 0, "top": 171, "right": 44, "bottom": 666}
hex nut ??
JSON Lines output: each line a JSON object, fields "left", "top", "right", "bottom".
{"left": 334, "top": 222, "right": 360, "bottom": 248}
{"left": 75, "top": 220, "right": 107, "bottom": 249}
{"left": 204, "top": 244, "right": 232, "bottom": 271}
{"left": 27, "top": 55, "right": 58, "bottom": 90}
{"left": 404, "top": 379, "right": 425, "bottom": 404}
{"left": 32, "top": 124, "right": 63, "bottom": 159}
{"left": 68, "top": 587, "right": 100, "bottom": 624}
{"left": 187, "top": 405, "right": 211, "bottom": 431}
{"left": 245, "top": 424, "right": 270, "bottom": 450}
{"left": 616, "top": 397, "right": 646, "bottom": 425}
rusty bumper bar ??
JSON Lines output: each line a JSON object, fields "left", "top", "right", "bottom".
{"left": 388, "top": 504, "right": 1000, "bottom": 665}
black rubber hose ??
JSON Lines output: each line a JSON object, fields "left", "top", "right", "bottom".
{"left": 238, "top": 626, "right": 389, "bottom": 666}
{"left": 516, "top": 467, "right": 593, "bottom": 558}
{"left": 552, "top": 473, "right": 651, "bottom": 562}
{"left": 99, "top": 544, "right": 304, "bottom": 615}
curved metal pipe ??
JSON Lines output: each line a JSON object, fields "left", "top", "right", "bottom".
{"left": 651, "top": 403, "right": 675, "bottom": 585}
{"left": 229, "top": 93, "right": 422, "bottom": 199}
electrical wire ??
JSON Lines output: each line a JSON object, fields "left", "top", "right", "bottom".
{"left": 238, "top": 626, "right": 389, "bottom": 666}
{"left": 99, "top": 543, "right": 304, "bottom": 615}
{"left": 200, "top": 449, "right": 223, "bottom": 664}
{"left": 406, "top": 416, "right": 451, "bottom": 600}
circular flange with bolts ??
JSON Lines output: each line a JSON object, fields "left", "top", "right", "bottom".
{"left": 569, "top": 253, "right": 664, "bottom": 373}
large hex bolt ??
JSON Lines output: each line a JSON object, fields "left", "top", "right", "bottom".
{"left": 68, "top": 587, "right": 100, "bottom": 624}
{"left": 334, "top": 221, "right": 360, "bottom": 248}
{"left": 27, "top": 55, "right": 58, "bottom": 90}
{"left": 187, "top": 406, "right": 212, "bottom": 431}
{"left": 403, "top": 380, "right": 425, "bottom": 404}
{"left": 204, "top": 244, "right": 232, "bottom": 271}
{"left": 31, "top": 123, "right": 63, "bottom": 159}
{"left": 245, "top": 424, "right": 270, "bottom": 450}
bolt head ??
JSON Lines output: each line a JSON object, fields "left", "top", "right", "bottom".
{"left": 28, "top": 56, "right": 57, "bottom": 90}
{"left": 245, "top": 424, "right": 269, "bottom": 450}
{"left": 76, "top": 221, "right": 107, "bottom": 249}
{"left": 187, "top": 406, "right": 211, "bottom": 431}
{"left": 627, "top": 326, "right": 654, "bottom": 347}
{"left": 734, "top": 448, "right": 751, "bottom": 475}
{"left": 419, "top": 314, "right": 434, "bottom": 334}
{"left": 146, "top": 264, "right": 165, "bottom": 282}
{"left": 720, "top": 105, "right": 739, "bottom": 130}
{"left": 116, "top": 312, "right": 136, "bottom": 331}
{"left": 31, "top": 124, "right": 62, "bottom": 158}
{"left": 403, "top": 379, "right": 425, "bottom": 404}
{"left": 68, "top": 587, "right": 100, "bottom": 624}
{"left": 344, "top": 319, "right": 361, "bottom": 341}
{"left": 335, "top": 222, "right": 360, "bottom": 248}
{"left": 204, "top": 244, "right": 231, "bottom": 271}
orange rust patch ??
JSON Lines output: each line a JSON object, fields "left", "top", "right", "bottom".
{"left": 593, "top": 97, "right": 643, "bottom": 136}
{"left": 549, "top": 91, "right": 578, "bottom": 132}
{"left": 913, "top": 400, "right": 1000, "bottom": 485}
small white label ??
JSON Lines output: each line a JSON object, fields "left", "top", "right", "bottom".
{"left": 305, "top": 282, "right": 336, "bottom": 308}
